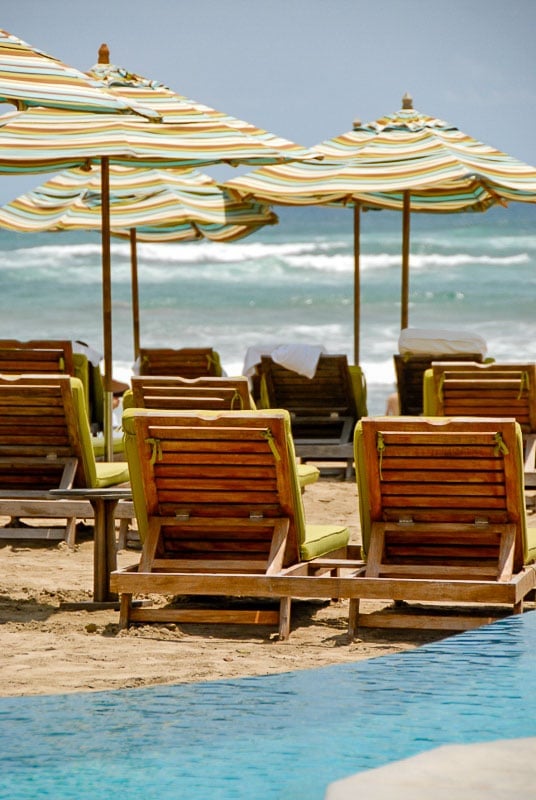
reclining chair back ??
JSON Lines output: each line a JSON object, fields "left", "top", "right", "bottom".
{"left": 432, "top": 362, "right": 536, "bottom": 433}
{"left": 123, "top": 408, "right": 305, "bottom": 569}
{"left": 138, "top": 347, "right": 222, "bottom": 378}
{"left": 130, "top": 375, "right": 252, "bottom": 411}
{"left": 355, "top": 416, "right": 530, "bottom": 576}
{"left": 0, "top": 339, "right": 74, "bottom": 376}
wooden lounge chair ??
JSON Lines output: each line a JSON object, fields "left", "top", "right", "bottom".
{"left": 0, "top": 374, "right": 132, "bottom": 546}
{"left": 428, "top": 361, "right": 536, "bottom": 485}
{"left": 123, "top": 375, "right": 320, "bottom": 499}
{"left": 259, "top": 354, "right": 366, "bottom": 478}
{"left": 0, "top": 338, "right": 75, "bottom": 376}
{"left": 130, "top": 375, "right": 252, "bottom": 411}
{"left": 138, "top": 347, "right": 223, "bottom": 378}
{"left": 111, "top": 408, "right": 352, "bottom": 639}
{"left": 394, "top": 352, "right": 484, "bottom": 415}
{"left": 350, "top": 416, "right": 536, "bottom": 634}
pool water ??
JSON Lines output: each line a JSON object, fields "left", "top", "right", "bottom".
{"left": 1, "top": 611, "right": 535, "bottom": 800}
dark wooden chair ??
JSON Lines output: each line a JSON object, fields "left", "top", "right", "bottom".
{"left": 259, "top": 354, "right": 364, "bottom": 478}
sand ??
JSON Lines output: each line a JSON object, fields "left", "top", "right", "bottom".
{"left": 0, "top": 478, "right": 447, "bottom": 697}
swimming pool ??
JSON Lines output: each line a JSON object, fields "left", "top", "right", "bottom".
{"left": 1, "top": 611, "right": 535, "bottom": 800}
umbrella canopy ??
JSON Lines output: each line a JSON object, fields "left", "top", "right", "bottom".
{"left": 0, "top": 163, "right": 278, "bottom": 358}
{"left": 0, "top": 35, "right": 314, "bottom": 456}
{"left": 0, "top": 28, "right": 149, "bottom": 115}
{"left": 226, "top": 95, "right": 536, "bottom": 362}
{"left": 88, "top": 44, "right": 312, "bottom": 159}
{"left": 0, "top": 163, "right": 277, "bottom": 240}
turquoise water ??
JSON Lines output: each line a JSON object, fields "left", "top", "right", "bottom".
{"left": 1, "top": 611, "right": 535, "bottom": 799}
{"left": 0, "top": 203, "right": 535, "bottom": 413}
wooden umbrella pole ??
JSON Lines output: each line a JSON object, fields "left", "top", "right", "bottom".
{"left": 100, "top": 156, "right": 114, "bottom": 462}
{"left": 129, "top": 228, "right": 140, "bottom": 361}
{"left": 401, "top": 190, "right": 411, "bottom": 330}
{"left": 353, "top": 202, "right": 361, "bottom": 365}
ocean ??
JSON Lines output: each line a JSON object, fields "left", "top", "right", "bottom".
{"left": 0, "top": 201, "right": 535, "bottom": 414}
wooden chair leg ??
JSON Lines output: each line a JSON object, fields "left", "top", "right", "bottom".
{"left": 348, "top": 598, "right": 360, "bottom": 640}
{"left": 116, "top": 518, "right": 130, "bottom": 550}
{"left": 278, "top": 597, "right": 292, "bottom": 640}
{"left": 64, "top": 517, "right": 77, "bottom": 549}
{"left": 118, "top": 593, "right": 132, "bottom": 629}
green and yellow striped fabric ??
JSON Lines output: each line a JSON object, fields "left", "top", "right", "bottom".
{"left": 0, "top": 105, "right": 314, "bottom": 174}
{"left": 88, "top": 54, "right": 313, "bottom": 160}
{"left": 0, "top": 29, "right": 138, "bottom": 114}
{"left": 226, "top": 104, "right": 536, "bottom": 211}
{"left": 0, "top": 164, "right": 278, "bottom": 242}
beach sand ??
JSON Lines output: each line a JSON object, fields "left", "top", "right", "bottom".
{"left": 0, "top": 478, "right": 447, "bottom": 697}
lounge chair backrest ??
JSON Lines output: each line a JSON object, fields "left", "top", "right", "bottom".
{"left": 354, "top": 416, "right": 529, "bottom": 572}
{"left": 0, "top": 374, "right": 94, "bottom": 490}
{"left": 260, "top": 354, "right": 357, "bottom": 417}
{"left": 432, "top": 362, "right": 536, "bottom": 432}
{"left": 122, "top": 408, "right": 305, "bottom": 566}
{"left": 394, "top": 353, "right": 484, "bottom": 415}
{"left": 0, "top": 339, "right": 74, "bottom": 376}
{"left": 138, "top": 347, "right": 223, "bottom": 378}
{"left": 129, "top": 375, "right": 253, "bottom": 411}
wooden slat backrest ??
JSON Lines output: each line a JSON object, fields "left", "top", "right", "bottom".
{"left": 131, "top": 376, "right": 252, "bottom": 411}
{"left": 129, "top": 410, "right": 300, "bottom": 568}
{"left": 0, "top": 374, "right": 86, "bottom": 490}
{"left": 394, "top": 353, "right": 483, "bottom": 415}
{"left": 0, "top": 339, "right": 74, "bottom": 376}
{"left": 432, "top": 362, "right": 536, "bottom": 432}
{"left": 138, "top": 347, "right": 221, "bottom": 378}
{"left": 260, "top": 354, "right": 356, "bottom": 417}
{"left": 359, "top": 416, "right": 524, "bottom": 574}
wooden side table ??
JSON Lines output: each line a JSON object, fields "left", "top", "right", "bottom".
{"left": 50, "top": 487, "right": 132, "bottom": 603}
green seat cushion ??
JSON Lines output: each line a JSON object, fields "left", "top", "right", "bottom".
{"left": 92, "top": 435, "right": 125, "bottom": 459}
{"left": 95, "top": 461, "right": 130, "bottom": 487}
{"left": 297, "top": 463, "right": 319, "bottom": 488}
{"left": 300, "top": 523, "right": 349, "bottom": 561}
{"left": 526, "top": 526, "right": 536, "bottom": 564}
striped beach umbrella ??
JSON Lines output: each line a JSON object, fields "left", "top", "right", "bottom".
{"left": 0, "top": 28, "right": 148, "bottom": 115}
{"left": 227, "top": 95, "right": 536, "bottom": 362}
{"left": 0, "top": 33, "right": 314, "bottom": 456}
{"left": 88, "top": 44, "right": 312, "bottom": 160}
{"left": 0, "top": 164, "right": 278, "bottom": 357}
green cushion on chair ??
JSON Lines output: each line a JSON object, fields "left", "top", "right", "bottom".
{"left": 95, "top": 461, "right": 130, "bottom": 487}
{"left": 300, "top": 523, "right": 349, "bottom": 561}
{"left": 70, "top": 376, "right": 129, "bottom": 489}
{"left": 296, "top": 463, "right": 319, "bottom": 488}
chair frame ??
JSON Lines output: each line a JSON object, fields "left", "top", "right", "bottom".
{"left": 431, "top": 361, "right": 536, "bottom": 485}
{"left": 394, "top": 352, "right": 484, "bottom": 415}
{"left": 259, "top": 354, "right": 358, "bottom": 478}
{"left": 350, "top": 416, "right": 536, "bottom": 635}
{"left": 0, "top": 375, "right": 132, "bottom": 546}
{"left": 111, "top": 409, "right": 362, "bottom": 639}
{"left": 138, "top": 347, "right": 222, "bottom": 378}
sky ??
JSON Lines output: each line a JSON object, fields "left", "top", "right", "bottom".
{"left": 1, "top": 0, "right": 535, "bottom": 202}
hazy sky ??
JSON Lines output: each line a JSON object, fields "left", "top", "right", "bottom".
{"left": 1, "top": 0, "right": 535, "bottom": 201}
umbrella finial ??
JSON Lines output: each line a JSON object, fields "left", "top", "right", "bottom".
{"left": 352, "top": 118, "right": 362, "bottom": 130}
{"left": 402, "top": 92, "right": 413, "bottom": 109}
{"left": 98, "top": 43, "right": 110, "bottom": 64}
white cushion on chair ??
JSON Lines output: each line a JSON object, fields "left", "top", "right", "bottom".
{"left": 398, "top": 328, "right": 487, "bottom": 357}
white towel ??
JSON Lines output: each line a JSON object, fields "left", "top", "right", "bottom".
{"left": 271, "top": 343, "right": 327, "bottom": 378}
{"left": 243, "top": 343, "right": 327, "bottom": 379}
